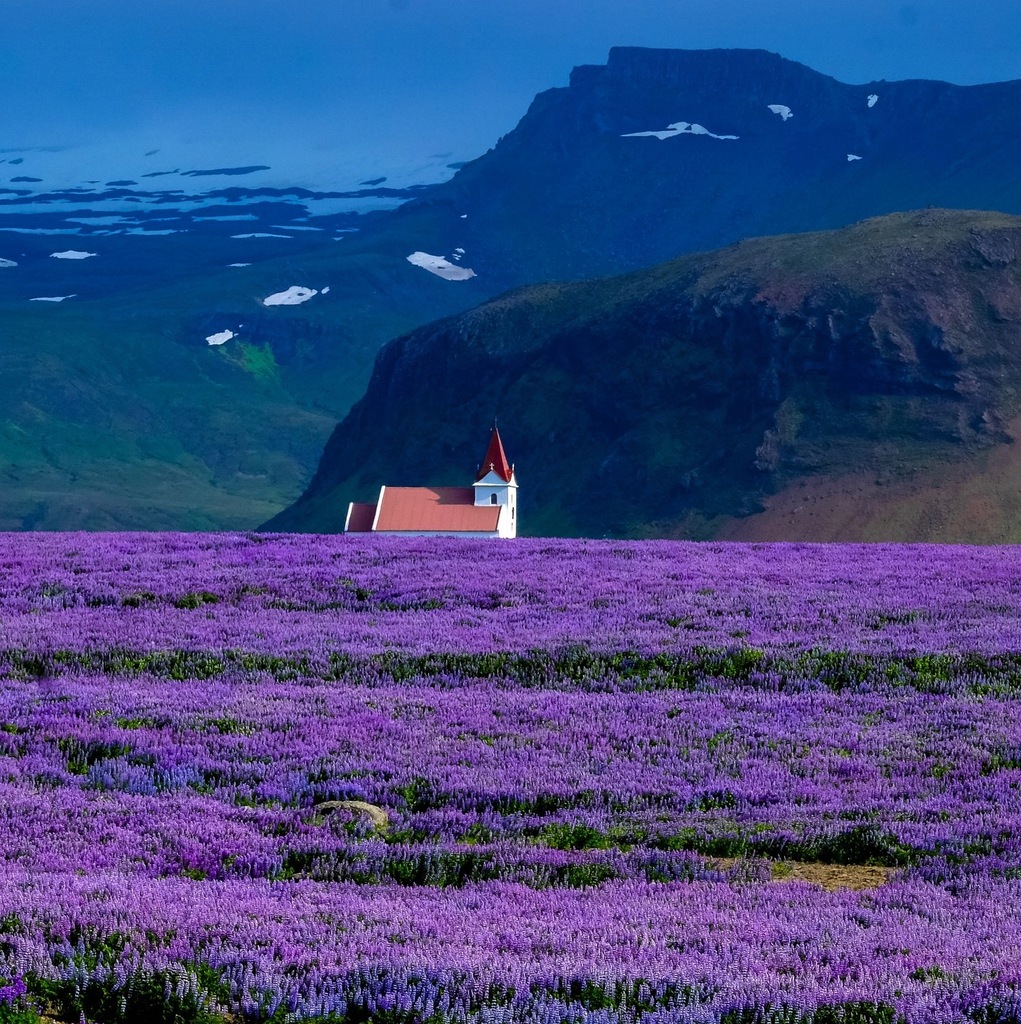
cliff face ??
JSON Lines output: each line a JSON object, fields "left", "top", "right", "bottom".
{"left": 423, "top": 47, "right": 1021, "bottom": 286}
{"left": 268, "top": 210, "right": 1021, "bottom": 540}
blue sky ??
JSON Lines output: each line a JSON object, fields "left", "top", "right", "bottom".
{"left": 3, "top": 0, "right": 1019, "bottom": 187}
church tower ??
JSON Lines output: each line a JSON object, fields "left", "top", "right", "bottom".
{"left": 473, "top": 426, "right": 518, "bottom": 538}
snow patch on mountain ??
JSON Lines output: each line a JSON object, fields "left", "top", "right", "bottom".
{"left": 232, "top": 233, "right": 292, "bottom": 239}
{"left": 622, "top": 122, "right": 739, "bottom": 141}
{"left": 847, "top": 154, "right": 862, "bottom": 162}
{"left": 3, "top": 228, "right": 84, "bottom": 235}
{"left": 868, "top": 94, "right": 879, "bottom": 108}
{"left": 66, "top": 216, "right": 136, "bottom": 226}
{"left": 194, "top": 215, "right": 258, "bottom": 222}
{"left": 0, "top": 258, "right": 17, "bottom": 268}
{"left": 262, "top": 286, "right": 317, "bottom": 306}
{"left": 0, "top": 135, "right": 462, "bottom": 200}
{"left": 767, "top": 105, "right": 793, "bottom": 121}
{"left": 50, "top": 250, "right": 96, "bottom": 260}
{"left": 30, "top": 294, "right": 76, "bottom": 302}
{"left": 206, "top": 329, "right": 236, "bottom": 346}
{"left": 406, "top": 251, "right": 476, "bottom": 281}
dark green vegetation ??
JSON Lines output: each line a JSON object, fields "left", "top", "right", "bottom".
{"left": 0, "top": 984, "right": 905, "bottom": 1024}
{"left": 274, "top": 209, "right": 1021, "bottom": 538}
{"left": 9, "top": 643, "right": 1021, "bottom": 698}
{"left": 0, "top": 212, "right": 483, "bottom": 530}
{"left": 10, "top": 48, "right": 1021, "bottom": 529}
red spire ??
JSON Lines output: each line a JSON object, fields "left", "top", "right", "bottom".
{"left": 475, "top": 425, "right": 513, "bottom": 482}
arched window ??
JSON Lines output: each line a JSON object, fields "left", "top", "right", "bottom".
{"left": 490, "top": 494, "right": 498, "bottom": 505}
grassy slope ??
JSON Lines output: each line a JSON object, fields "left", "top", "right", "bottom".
{"left": 8, "top": 204, "right": 1021, "bottom": 535}
{"left": 0, "top": 203, "right": 489, "bottom": 529}
{"left": 275, "top": 209, "right": 1021, "bottom": 540}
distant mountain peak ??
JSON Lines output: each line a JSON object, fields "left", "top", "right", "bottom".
{"left": 433, "top": 46, "right": 1021, "bottom": 286}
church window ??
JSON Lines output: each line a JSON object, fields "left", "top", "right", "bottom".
{"left": 490, "top": 494, "right": 498, "bottom": 505}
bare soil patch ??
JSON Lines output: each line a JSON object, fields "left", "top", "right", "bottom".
{"left": 714, "top": 857, "right": 892, "bottom": 891}
{"left": 771, "top": 860, "right": 891, "bottom": 890}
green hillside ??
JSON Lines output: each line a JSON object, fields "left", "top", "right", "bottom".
{"left": 0, "top": 211, "right": 486, "bottom": 529}
{"left": 271, "top": 209, "right": 1021, "bottom": 541}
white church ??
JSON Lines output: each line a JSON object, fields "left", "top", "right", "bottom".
{"left": 344, "top": 426, "right": 519, "bottom": 538}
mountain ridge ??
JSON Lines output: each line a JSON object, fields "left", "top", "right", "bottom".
{"left": 421, "top": 45, "right": 1021, "bottom": 285}
{"left": 268, "top": 209, "right": 1021, "bottom": 540}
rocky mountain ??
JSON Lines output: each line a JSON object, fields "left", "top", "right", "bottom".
{"left": 422, "top": 47, "right": 1021, "bottom": 285}
{"left": 10, "top": 47, "right": 1021, "bottom": 529}
{"left": 268, "top": 210, "right": 1021, "bottom": 541}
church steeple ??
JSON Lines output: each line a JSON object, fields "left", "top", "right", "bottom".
{"left": 475, "top": 425, "right": 513, "bottom": 483}
{"left": 472, "top": 425, "right": 518, "bottom": 537}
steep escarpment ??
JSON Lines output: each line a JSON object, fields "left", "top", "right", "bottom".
{"left": 268, "top": 210, "right": 1021, "bottom": 539}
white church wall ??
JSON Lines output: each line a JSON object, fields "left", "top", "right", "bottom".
{"left": 497, "top": 502, "right": 516, "bottom": 539}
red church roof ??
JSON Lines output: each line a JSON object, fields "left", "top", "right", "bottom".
{"left": 475, "top": 426, "right": 513, "bottom": 483}
{"left": 373, "top": 487, "right": 501, "bottom": 533}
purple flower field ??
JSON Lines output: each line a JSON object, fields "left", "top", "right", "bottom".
{"left": 2, "top": 533, "right": 1021, "bottom": 1024}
